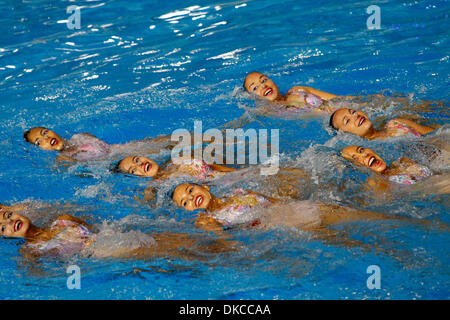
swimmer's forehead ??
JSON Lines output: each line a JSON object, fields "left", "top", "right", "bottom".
{"left": 172, "top": 184, "right": 192, "bottom": 203}
{"left": 244, "top": 72, "right": 267, "bottom": 87}
{"left": 173, "top": 184, "right": 191, "bottom": 196}
{"left": 341, "top": 145, "right": 359, "bottom": 159}
{"left": 118, "top": 156, "right": 134, "bottom": 170}
{"left": 119, "top": 155, "right": 153, "bottom": 167}
{"left": 332, "top": 108, "right": 351, "bottom": 126}
{"left": 28, "top": 127, "right": 47, "bottom": 136}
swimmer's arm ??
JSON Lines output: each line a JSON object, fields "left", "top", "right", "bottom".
{"left": 56, "top": 214, "right": 89, "bottom": 227}
{"left": 281, "top": 167, "right": 309, "bottom": 179}
{"left": 56, "top": 154, "right": 77, "bottom": 162}
{"left": 111, "top": 134, "right": 175, "bottom": 153}
{"left": 134, "top": 186, "right": 158, "bottom": 204}
{"left": 209, "top": 163, "right": 238, "bottom": 172}
{"left": 194, "top": 213, "right": 225, "bottom": 233}
{"left": 99, "top": 232, "right": 237, "bottom": 259}
{"left": 289, "top": 86, "right": 339, "bottom": 100}
{"left": 1, "top": 203, "right": 29, "bottom": 212}
{"left": 243, "top": 190, "right": 279, "bottom": 203}
{"left": 397, "top": 157, "right": 417, "bottom": 166}
{"left": 79, "top": 132, "right": 99, "bottom": 139}
{"left": 367, "top": 176, "right": 391, "bottom": 194}
{"left": 392, "top": 118, "right": 435, "bottom": 135}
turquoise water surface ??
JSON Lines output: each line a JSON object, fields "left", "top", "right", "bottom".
{"left": 0, "top": 0, "right": 449, "bottom": 299}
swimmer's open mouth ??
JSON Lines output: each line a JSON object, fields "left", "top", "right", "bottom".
{"left": 50, "top": 138, "right": 58, "bottom": 146}
{"left": 358, "top": 117, "right": 366, "bottom": 127}
{"left": 195, "top": 195, "right": 203, "bottom": 208}
{"left": 263, "top": 88, "right": 273, "bottom": 97}
{"left": 14, "top": 220, "right": 22, "bottom": 232}
{"left": 368, "top": 156, "right": 381, "bottom": 168}
{"left": 144, "top": 162, "right": 152, "bottom": 172}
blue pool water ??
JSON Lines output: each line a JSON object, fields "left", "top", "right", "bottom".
{"left": 0, "top": 0, "right": 449, "bottom": 299}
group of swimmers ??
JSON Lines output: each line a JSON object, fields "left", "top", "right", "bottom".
{"left": 0, "top": 71, "right": 447, "bottom": 259}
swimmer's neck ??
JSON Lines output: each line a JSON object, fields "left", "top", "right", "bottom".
{"left": 379, "top": 166, "right": 390, "bottom": 175}
{"left": 58, "top": 139, "right": 69, "bottom": 152}
{"left": 25, "top": 225, "right": 52, "bottom": 243}
{"left": 362, "top": 127, "right": 382, "bottom": 140}
{"left": 206, "top": 196, "right": 223, "bottom": 212}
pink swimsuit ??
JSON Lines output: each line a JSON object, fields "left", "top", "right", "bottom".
{"left": 210, "top": 189, "right": 272, "bottom": 227}
{"left": 63, "top": 133, "right": 111, "bottom": 161}
{"left": 172, "top": 159, "right": 223, "bottom": 180}
{"left": 385, "top": 120, "right": 421, "bottom": 137}
{"left": 26, "top": 219, "right": 92, "bottom": 256}
{"left": 388, "top": 160, "right": 433, "bottom": 185}
{"left": 286, "top": 88, "right": 325, "bottom": 111}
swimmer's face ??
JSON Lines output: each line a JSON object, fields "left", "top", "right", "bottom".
{"left": 0, "top": 210, "right": 31, "bottom": 238}
{"left": 341, "top": 146, "right": 387, "bottom": 173}
{"left": 118, "top": 156, "right": 159, "bottom": 177}
{"left": 244, "top": 72, "right": 280, "bottom": 101}
{"left": 172, "top": 183, "right": 212, "bottom": 211}
{"left": 25, "top": 127, "right": 64, "bottom": 151}
{"left": 331, "top": 108, "right": 373, "bottom": 137}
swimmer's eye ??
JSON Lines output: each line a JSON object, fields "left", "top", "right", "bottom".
{"left": 189, "top": 187, "right": 193, "bottom": 194}
{"left": 358, "top": 147, "right": 365, "bottom": 153}
{"left": 1, "top": 226, "right": 5, "bottom": 234}
{"left": 34, "top": 139, "right": 41, "bottom": 146}
{"left": 134, "top": 157, "right": 140, "bottom": 163}
{"left": 345, "top": 119, "right": 349, "bottom": 126}
{"left": 252, "top": 86, "right": 258, "bottom": 92}
{"left": 182, "top": 200, "right": 187, "bottom": 207}
{"left": 130, "top": 169, "right": 136, "bottom": 174}
{"left": 350, "top": 110, "right": 356, "bottom": 115}
{"left": 262, "top": 78, "right": 267, "bottom": 83}
{"left": 43, "top": 129, "right": 49, "bottom": 136}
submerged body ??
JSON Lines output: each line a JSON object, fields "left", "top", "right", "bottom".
{"left": 0, "top": 206, "right": 234, "bottom": 259}
{"left": 171, "top": 183, "right": 399, "bottom": 234}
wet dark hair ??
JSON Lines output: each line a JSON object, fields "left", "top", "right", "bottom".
{"left": 329, "top": 111, "right": 338, "bottom": 130}
{"left": 242, "top": 71, "right": 261, "bottom": 92}
{"left": 110, "top": 160, "right": 124, "bottom": 174}
{"left": 23, "top": 129, "right": 32, "bottom": 142}
{"left": 23, "top": 127, "right": 47, "bottom": 144}
{"left": 168, "top": 188, "right": 176, "bottom": 201}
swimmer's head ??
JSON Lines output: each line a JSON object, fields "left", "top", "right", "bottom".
{"left": 243, "top": 72, "right": 280, "bottom": 101}
{"left": 24, "top": 127, "right": 64, "bottom": 151}
{"left": 117, "top": 156, "right": 159, "bottom": 177}
{"left": 0, "top": 210, "right": 32, "bottom": 239}
{"left": 172, "top": 183, "right": 212, "bottom": 211}
{"left": 341, "top": 145, "right": 387, "bottom": 174}
{"left": 329, "top": 108, "right": 374, "bottom": 137}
